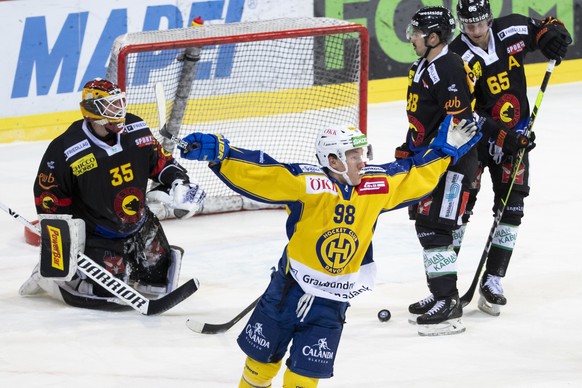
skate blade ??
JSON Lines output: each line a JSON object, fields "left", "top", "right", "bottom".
{"left": 408, "top": 313, "right": 420, "bottom": 325}
{"left": 477, "top": 296, "right": 501, "bottom": 316}
{"left": 418, "top": 318, "right": 465, "bottom": 336}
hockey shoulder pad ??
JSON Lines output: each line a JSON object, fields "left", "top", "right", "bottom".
{"left": 39, "top": 214, "right": 85, "bottom": 281}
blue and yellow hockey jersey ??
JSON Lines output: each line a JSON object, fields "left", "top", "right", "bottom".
{"left": 210, "top": 147, "right": 451, "bottom": 301}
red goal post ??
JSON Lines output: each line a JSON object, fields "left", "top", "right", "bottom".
{"left": 106, "top": 17, "right": 369, "bottom": 214}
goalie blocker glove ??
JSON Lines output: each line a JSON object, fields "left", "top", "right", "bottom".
{"left": 536, "top": 17, "right": 572, "bottom": 65}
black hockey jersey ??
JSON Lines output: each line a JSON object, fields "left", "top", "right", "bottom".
{"left": 449, "top": 14, "right": 544, "bottom": 137}
{"left": 406, "top": 46, "right": 480, "bottom": 154}
{"left": 404, "top": 46, "right": 475, "bottom": 155}
{"left": 33, "top": 113, "right": 188, "bottom": 238}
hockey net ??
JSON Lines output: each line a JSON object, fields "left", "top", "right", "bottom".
{"left": 106, "top": 17, "right": 368, "bottom": 214}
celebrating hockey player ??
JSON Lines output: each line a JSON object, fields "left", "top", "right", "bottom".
{"left": 449, "top": 0, "right": 572, "bottom": 316}
{"left": 179, "top": 115, "right": 480, "bottom": 387}
{"left": 19, "top": 78, "right": 205, "bottom": 309}
{"left": 395, "top": 6, "right": 480, "bottom": 336}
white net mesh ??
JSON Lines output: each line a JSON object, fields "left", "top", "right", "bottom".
{"left": 106, "top": 17, "right": 367, "bottom": 212}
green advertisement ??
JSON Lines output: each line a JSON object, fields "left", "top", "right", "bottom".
{"left": 315, "top": 0, "right": 580, "bottom": 80}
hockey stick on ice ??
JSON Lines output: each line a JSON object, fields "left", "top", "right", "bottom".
{"left": 154, "top": 82, "right": 196, "bottom": 152}
{"left": 186, "top": 294, "right": 261, "bottom": 334}
{"left": 460, "top": 60, "right": 556, "bottom": 307}
{"left": 185, "top": 268, "right": 275, "bottom": 334}
{"left": 0, "top": 202, "right": 199, "bottom": 315}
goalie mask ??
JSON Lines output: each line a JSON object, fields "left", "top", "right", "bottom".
{"left": 315, "top": 124, "right": 373, "bottom": 186}
{"left": 80, "top": 78, "right": 127, "bottom": 133}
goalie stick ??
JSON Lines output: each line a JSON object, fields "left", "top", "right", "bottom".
{"left": 0, "top": 201, "right": 199, "bottom": 315}
{"left": 460, "top": 60, "right": 556, "bottom": 307}
{"left": 154, "top": 82, "right": 197, "bottom": 152}
{"left": 186, "top": 294, "right": 261, "bottom": 334}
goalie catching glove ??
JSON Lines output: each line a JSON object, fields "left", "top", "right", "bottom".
{"left": 146, "top": 179, "right": 206, "bottom": 220}
{"left": 180, "top": 133, "right": 230, "bottom": 163}
{"left": 536, "top": 17, "right": 572, "bottom": 65}
{"left": 430, "top": 115, "right": 482, "bottom": 164}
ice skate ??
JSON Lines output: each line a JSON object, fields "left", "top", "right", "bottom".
{"left": 417, "top": 296, "right": 465, "bottom": 336}
{"left": 478, "top": 273, "right": 506, "bottom": 316}
{"left": 408, "top": 294, "right": 436, "bottom": 324}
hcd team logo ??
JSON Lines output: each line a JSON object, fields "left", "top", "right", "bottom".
{"left": 316, "top": 227, "right": 359, "bottom": 274}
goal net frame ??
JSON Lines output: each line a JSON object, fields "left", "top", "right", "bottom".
{"left": 106, "top": 17, "right": 369, "bottom": 214}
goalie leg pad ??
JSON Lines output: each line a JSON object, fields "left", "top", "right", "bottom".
{"left": 19, "top": 263, "right": 45, "bottom": 296}
{"left": 39, "top": 214, "right": 85, "bottom": 281}
{"left": 133, "top": 246, "right": 183, "bottom": 297}
{"left": 57, "top": 279, "right": 130, "bottom": 310}
{"left": 167, "top": 245, "right": 184, "bottom": 293}
{"left": 19, "top": 263, "right": 65, "bottom": 301}
{"left": 129, "top": 212, "right": 175, "bottom": 297}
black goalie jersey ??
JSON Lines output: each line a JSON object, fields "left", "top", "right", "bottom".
{"left": 449, "top": 14, "right": 544, "bottom": 136}
{"left": 33, "top": 113, "right": 188, "bottom": 238}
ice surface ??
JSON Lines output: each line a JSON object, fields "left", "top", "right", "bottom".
{"left": 1, "top": 82, "right": 581, "bottom": 387}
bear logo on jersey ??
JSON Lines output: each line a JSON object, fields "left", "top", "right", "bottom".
{"left": 408, "top": 115, "right": 426, "bottom": 147}
{"left": 492, "top": 94, "right": 521, "bottom": 128}
{"left": 38, "top": 192, "right": 59, "bottom": 213}
{"left": 113, "top": 187, "right": 144, "bottom": 223}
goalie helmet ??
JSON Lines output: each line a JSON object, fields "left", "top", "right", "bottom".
{"left": 457, "top": 0, "right": 492, "bottom": 31}
{"left": 406, "top": 6, "right": 456, "bottom": 44}
{"left": 315, "top": 124, "right": 372, "bottom": 185}
{"left": 80, "top": 78, "right": 127, "bottom": 133}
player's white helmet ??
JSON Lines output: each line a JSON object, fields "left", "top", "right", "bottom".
{"left": 315, "top": 124, "right": 372, "bottom": 185}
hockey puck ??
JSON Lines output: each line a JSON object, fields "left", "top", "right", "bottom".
{"left": 377, "top": 309, "right": 391, "bottom": 322}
